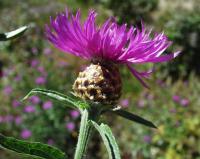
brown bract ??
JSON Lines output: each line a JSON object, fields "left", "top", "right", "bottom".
{"left": 73, "top": 61, "right": 122, "bottom": 105}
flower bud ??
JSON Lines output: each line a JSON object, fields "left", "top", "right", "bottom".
{"left": 73, "top": 61, "right": 122, "bottom": 105}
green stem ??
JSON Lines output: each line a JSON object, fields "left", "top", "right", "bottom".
{"left": 74, "top": 109, "right": 92, "bottom": 159}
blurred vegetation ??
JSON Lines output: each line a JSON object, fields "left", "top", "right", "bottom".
{"left": 0, "top": 0, "right": 200, "bottom": 159}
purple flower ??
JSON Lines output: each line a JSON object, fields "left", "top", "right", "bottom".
{"left": 0, "top": 116, "right": 3, "bottom": 123}
{"left": 37, "top": 66, "right": 47, "bottom": 76}
{"left": 4, "top": 115, "right": 14, "bottom": 123}
{"left": 47, "top": 139, "right": 54, "bottom": 145}
{"left": 29, "top": 95, "right": 40, "bottom": 104}
{"left": 35, "top": 76, "right": 46, "bottom": 85}
{"left": 120, "top": 99, "right": 129, "bottom": 108}
{"left": 46, "top": 9, "right": 180, "bottom": 88}
{"left": 143, "top": 135, "right": 152, "bottom": 143}
{"left": 14, "top": 75, "right": 22, "bottom": 81}
{"left": 3, "top": 86, "right": 13, "bottom": 95}
{"left": 65, "top": 122, "right": 75, "bottom": 131}
{"left": 44, "top": 48, "right": 52, "bottom": 55}
{"left": 58, "top": 61, "right": 69, "bottom": 67}
{"left": 24, "top": 105, "right": 36, "bottom": 113}
{"left": 180, "top": 99, "right": 189, "bottom": 107}
{"left": 70, "top": 110, "right": 80, "bottom": 118}
{"left": 12, "top": 100, "right": 21, "bottom": 108}
{"left": 137, "top": 99, "right": 145, "bottom": 108}
{"left": 172, "top": 95, "right": 181, "bottom": 103}
{"left": 30, "top": 59, "right": 39, "bottom": 67}
{"left": 15, "top": 116, "right": 23, "bottom": 125}
{"left": 169, "top": 108, "right": 176, "bottom": 113}
{"left": 43, "top": 101, "right": 53, "bottom": 110}
{"left": 32, "top": 47, "right": 38, "bottom": 54}
{"left": 21, "top": 129, "right": 32, "bottom": 139}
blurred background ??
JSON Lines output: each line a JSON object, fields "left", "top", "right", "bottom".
{"left": 0, "top": 0, "right": 200, "bottom": 158}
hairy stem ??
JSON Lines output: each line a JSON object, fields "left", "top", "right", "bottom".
{"left": 74, "top": 109, "right": 92, "bottom": 159}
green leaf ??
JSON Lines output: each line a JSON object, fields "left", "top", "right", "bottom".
{"left": 23, "top": 88, "right": 89, "bottom": 110}
{"left": 0, "top": 26, "right": 28, "bottom": 41}
{"left": 91, "top": 121, "right": 121, "bottom": 159}
{"left": 0, "top": 134, "right": 67, "bottom": 159}
{"left": 112, "top": 110, "right": 157, "bottom": 129}
{"left": 74, "top": 109, "right": 92, "bottom": 159}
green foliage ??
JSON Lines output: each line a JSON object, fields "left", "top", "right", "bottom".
{"left": 102, "top": 0, "right": 158, "bottom": 24}
{"left": 23, "top": 88, "right": 89, "bottom": 110}
{"left": 0, "top": 134, "right": 67, "bottom": 159}
{"left": 111, "top": 110, "right": 157, "bottom": 128}
{"left": 160, "top": 11, "right": 200, "bottom": 78}
{"left": 92, "top": 121, "right": 121, "bottom": 159}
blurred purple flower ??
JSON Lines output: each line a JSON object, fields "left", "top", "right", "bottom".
{"left": 24, "top": 105, "right": 36, "bottom": 113}
{"left": 44, "top": 48, "right": 52, "bottom": 55}
{"left": 65, "top": 122, "right": 75, "bottom": 131}
{"left": 180, "top": 99, "right": 189, "bottom": 107}
{"left": 21, "top": 129, "right": 32, "bottom": 139}
{"left": 169, "top": 108, "right": 176, "bottom": 113}
{"left": 30, "top": 59, "right": 39, "bottom": 67}
{"left": 175, "top": 121, "right": 181, "bottom": 127}
{"left": 4, "top": 115, "right": 14, "bottom": 123}
{"left": 3, "top": 86, "right": 13, "bottom": 95}
{"left": 37, "top": 66, "right": 47, "bottom": 76}
{"left": 137, "top": 99, "right": 145, "bottom": 108}
{"left": 43, "top": 101, "right": 53, "bottom": 110}
{"left": 0, "top": 116, "right": 3, "bottom": 123}
{"left": 143, "top": 135, "right": 152, "bottom": 143}
{"left": 29, "top": 95, "right": 40, "bottom": 104}
{"left": 12, "top": 100, "right": 21, "bottom": 108}
{"left": 15, "top": 116, "right": 23, "bottom": 125}
{"left": 120, "top": 99, "right": 129, "bottom": 108}
{"left": 172, "top": 95, "right": 181, "bottom": 103}
{"left": 14, "top": 75, "right": 22, "bottom": 81}
{"left": 35, "top": 76, "right": 46, "bottom": 85}
{"left": 31, "top": 47, "right": 38, "bottom": 54}
{"left": 58, "top": 61, "right": 69, "bottom": 67}
{"left": 47, "top": 139, "right": 54, "bottom": 145}
{"left": 70, "top": 110, "right": 80, "bottom": 118}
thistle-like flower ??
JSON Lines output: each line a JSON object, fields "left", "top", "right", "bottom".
{"left": 46, "top": 9, "right": 180, "bottom": 105}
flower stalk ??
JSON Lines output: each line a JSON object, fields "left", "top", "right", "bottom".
{"left": 74, "top": 106, "right": 101, "bottom": 159}
{"left": 74, "top": 110, "right": 91, "bottom": 159}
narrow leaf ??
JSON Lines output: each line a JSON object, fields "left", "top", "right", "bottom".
{"left": 23, "top": 88, "right": 89, "bottom": 109}
{"left": 0, "top": 134, "right": 67, "bottom": 159}
{"left": 112, "top": 110, "right": 157, "bottom": 128}
{"left": 91, "top": 121, "right": 121, "bottom": 159}
{"left": 0, "top": 26, "right": 28, "bottom": 41}
{"left": 74, "top": 110, "right": 91, "bottom": 159}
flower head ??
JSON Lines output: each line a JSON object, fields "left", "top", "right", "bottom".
{"left": 43, "top": 101, "right": 53, "bottom": 110}
{"left": 21, "top": 129, "right": 32, "bottom": 139}
{"left": 46, "top": 8, "right": 180, "bottom": 88}
{"left": 65, "top": 122, "right": 75, "bottom": 131}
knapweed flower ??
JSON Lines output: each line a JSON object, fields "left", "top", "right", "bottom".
{"left": 70, "top": 110, "right": 80, "bottom": 118}
{"left": 43, "top": 48, "right": 52, "bottom": 55}
{"left": 65, "top": 122, "right": 75, "bottom": 131}
{"left": 12, "top": 100, "right": 21, "bottom": 108}
{"left": 15, "top": 116, "right": 23, "bottom": 125}
{"left": 20, "top": 129, "right": 32, "bottom": 139}
{"left": 35, "top": 76, "right": 46, "bottom": 85}
{"left": 46, "top": 8, "right": 180, "bottom": 104}
{"left": 120, "top": 99, "right": 129, "bottom": 108}
{"left": 3, "top": 86, "right": 13, "bottom": 95}
{"left": 172, "top": 95, "right": 181, "bottom": 103}
{"left": 29, "top": 95, "right": 40, "bottom": 104}
{"left": 43, "top": 101, "right": 53, "bottom": 110}
{"left": 180, "top": 98, "right": 189, "bottom": 107}
{"left": 24, "top": 105, "right": 36, "bottom": 113}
